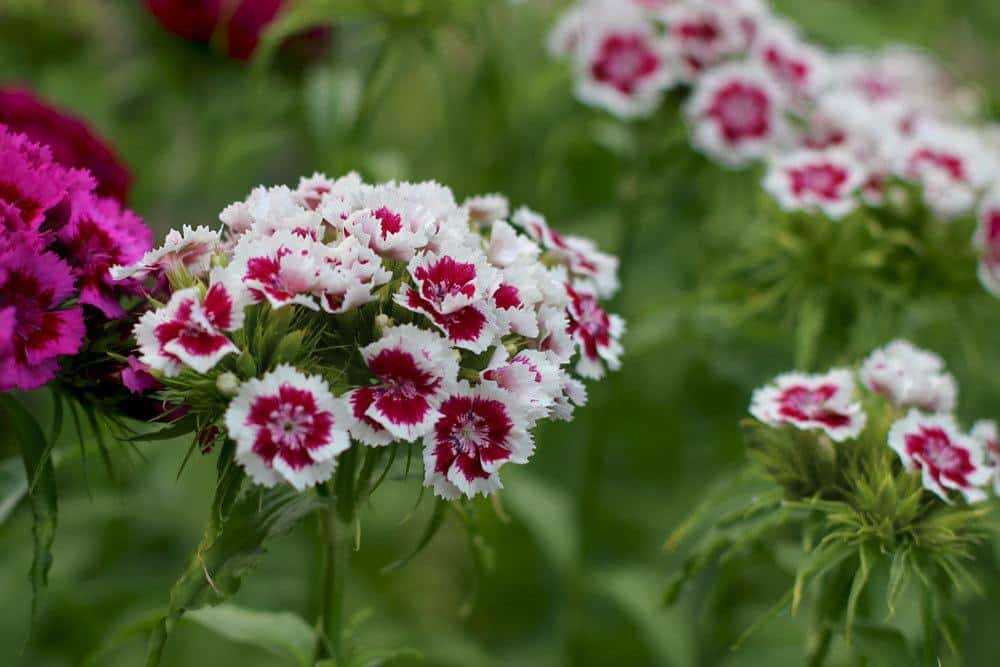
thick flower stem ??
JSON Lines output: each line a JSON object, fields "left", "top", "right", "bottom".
{"left": 314, "top": 496, "right": 352, "bottom": 663}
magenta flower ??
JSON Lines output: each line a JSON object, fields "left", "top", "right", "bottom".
{"left": 750, "top": 369, "right": 866, "bottom": 442}
{"left": 346, "top": 325, "right": 458, "bottom": 445}
{"left": 225, "top": 365, "right": 351, "bottom": 490}
{"left": 423, "top": 382, "right": 534, "bottom": 499}
{"left": 0, "top": 87, "right": 132, "bottom": 203}
{"left": 888, "top": 411, "right": 990, "bottom": 503}
{"left": 0, "top": 247, "right": 86, "bottom": 391}
{"left": 121, "top": 355, "right": 159, "bottom": 395}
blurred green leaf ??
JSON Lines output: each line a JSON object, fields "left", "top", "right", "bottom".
{"left": 185, "top": 604, "right": 316, "bottom": 666}
{"left": 1, "top": 394, "right": 58, "bottom": 637}
{"left": 0, "top": 457, "right": 28, "bottom": 526}
{"left": 502, "top": 469, "right": 578, "bottom": 573}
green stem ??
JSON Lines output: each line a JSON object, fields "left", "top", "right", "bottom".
{"left": 314, "top": 493, "right": 352, "bottom": 663}
{"left": 806, "top": 626, "right": 832, "bottom": 667}
{"left": 920, "top": 588, "right": 937, "bottom": 667}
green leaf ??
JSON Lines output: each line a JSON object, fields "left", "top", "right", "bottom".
{"left": 145, "top": 486, "right": 325, "bottom": 666}
{"left": 185, "top": 604, "right": 316, "bottom": 667}
{"left": 341, "top": 646, "right": 424, "bottom": 667}
{"left": 0, "top": 456, "right": 28, "bottom": 525}
{"left": 382, "top": 497, "right": 448, "bottom": 573}
{"left": 885, "top": 545, "right": 911, "bottom": 619}
{"left": 124, "top": 416, "right": 198, "bottom": 443}
{"left": 1, "top": 395, "right": 58, "bottom": 635}
{"left": 845, "top": 542, "right": 875, "bottom": 643}
{"left": 850, "top": 623, "right": 914, "bottom": 665}
{"left": 792, "top": 540, "right": 854, "bottom": 615}
{"left": 501, "top": 468, "right": 578, "bottom": 573}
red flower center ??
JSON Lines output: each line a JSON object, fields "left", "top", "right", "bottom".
{"left": 591, "top": 33, "right": 661, "bottom": 95}
{"left": 248, "top": 384, "right": 333, "bottom": 470}
{"left": 372, "top": 206, "right": 403, "bottom": 239}
{"left": 909, "top": 149, "right": 966, "bottom": 182}
{"left": 707, "top": 82, "right": 771, "bottom": 144}
{"left": 789, "top": 164, "right": 850, "bottom": 201}
{"left": 777, "top": 384, "right": 850, "bottom": 428}
{"left": 905, "top": 426, "right": 976, "bottom": 488}
{"left": 434, "top": 395, "right": 514, "bottom": 482}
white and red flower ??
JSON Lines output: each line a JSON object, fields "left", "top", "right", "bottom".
{"left": 342, "top": 186, "right": 434, "bottom": 261}
{"left": 346, "top": 324, "right": 458, "bottom": 445}
{"left": 687, "top": 62, "right": 786, "bottom": 167}
{"left": 663, "top": 1, "right": 753, "bottom": 81}
{"left": 974, "top": 191, "right": 1000, "bottom": 296}
{"left": 571, "top": 9, "right": 673, "bottom": 119}
{"left": 422, "top": 381, "right": 534, "bottom": 499}
{"left": 514, "top": 207, "right": 620, "bottom": 298}
{"left": 225, "top": 365, "right": 351, "bottom": 490}
{"left": 750, "top": 368, "right": 866, "bottom": 441}
{"left": 396, "top": 246, "right": 502, "bottom": 352}
{"left": 550, "top": 371, "right": 589, "bottom": 422}
{"left": 565, "top": 281, "right": 624, "bottom": 379}
{"left": 317, "top": 236, "right": 392, "bottom": 314}
{"left": 860, "top": 340, "right": 957, "bottom": 413}
{"left": 110, "top": 224, "right": 219, "bottom": 282}
{"left": 463, "top": 193, "right": 510, "bottom": 227}
{"left": 220, "top": 185, "right": 324, "bottom": 241}
{"left": 763, "top": 149, "right": 865, "bottom": 219}
{"left": 971, "top": 419, "right": 1000, "bottom": 495}
{"left": 893, "top": 121, "right": 996, "bottom": 219}
{"left": 133, "top": 268, "right": 246, "bottom": 376}
{"left": 888, "top": 410, "right": 990, "bottom": 503}
{"left": 481, "top": 347, "right": 562, "bottom": 423}
{"left": 229, "top": 230, "right": 328, "bottom": 310}
{"left": 752, "top": 19, "right": 828, "bottom": 98}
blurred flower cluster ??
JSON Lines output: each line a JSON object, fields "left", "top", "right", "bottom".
{"left": 550, "top": 0, "right": 1000, "bottom": 299}
{"left": 121, "top": 173, "right": 623, "bottom": 497}
{"left": 0, "top": 92, "right": 151, "bottom": 395}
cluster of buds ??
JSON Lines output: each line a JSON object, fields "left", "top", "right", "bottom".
{"left": 550, "top": 0, "right": 1000, "bottom": 296}
{"left": 750, "top": 339, "right": 997, "bottom": 503}
{"left": 0, "top": 118, "right": 150, "bottom": 393}
{"left": 119, "top": 173, "right": 623, "bottom": 498}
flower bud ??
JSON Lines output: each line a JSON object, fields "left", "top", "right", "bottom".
{"left": 216, "top": 372, "right": 240, "bottom": 397}
{"left": 374, "top": 313, "right": 393, "bottom": 334}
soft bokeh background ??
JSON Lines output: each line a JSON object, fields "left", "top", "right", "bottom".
{"left": 2, "top": 1, "right": 999, "bottom": 665}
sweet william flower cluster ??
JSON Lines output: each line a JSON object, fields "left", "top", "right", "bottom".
{"left": 750, "top": 339, "right": 995, "bottom": 504}
{"left": 551, "top": 0, "right": 1000, "bottom": 296}
{"left": 121, "top": 173, "right": 623, "bottom": 498}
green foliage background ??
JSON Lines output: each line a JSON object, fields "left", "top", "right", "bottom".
{"left": 1, "top": 0, "right": 999, "bottom": 665}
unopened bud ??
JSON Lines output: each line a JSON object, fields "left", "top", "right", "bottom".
{"left": 216, "top": 372, "right": 240, "bottom": 397}
{"left": 375, "top": 313, "right": 393, "bottom": 334}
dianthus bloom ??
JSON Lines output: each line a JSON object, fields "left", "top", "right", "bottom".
{"left": 749, "top": 368, "right": 866, "bottom": 441}
{"left": 687, "top": 62, "right": 786, "bottom": 166}
{"left": 0, "top": 87, "right": 131, "bottom": 203}
{"left": 888, "top": 411, "right": 990, "bottom": 503}
{"left": 0, "top": 123, "right": 150, "bottom": 391}
{"left": 763, "top": 149, "right": 864, "bottom": 219}
{"left": 970, "top": 420, "right": 1000, "bottom": 495}
{"left": 225, "top": 365, "right": 351, "bottom": 490}
{"left": 128, "top": 173, "right": 623, "bottom": 497}
{"left": 859, "top": 340, "right": 957, "bottom": 413}
{"left": 974, "top": 191, "right": 1000, "bottom": 295}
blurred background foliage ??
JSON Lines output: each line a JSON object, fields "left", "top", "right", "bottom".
{"left": 1, "top": 0, "right": 999, "bottom": 665}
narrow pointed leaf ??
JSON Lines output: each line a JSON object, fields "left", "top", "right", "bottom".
{"left": 185, "top": 604, "right": 316, "bottom": 667}
{"left": 382, "top": 497, "right": 448, "bottom": 573}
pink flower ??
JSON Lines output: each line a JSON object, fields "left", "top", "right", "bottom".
{"left": 110, "top": 225, "right": 219, "bottom": 282}
{"left": 396, "top": 246, "right": 502, "bottom": 352}
{"left": 121, "top": 355, "right": 159, "bottom": 395}
{"left": 133, "top": 269, "right": 246, "bottom": 376}
{"left": 974, "top": 191, "right": 1000, "bottom": 295}
{"left": 763, "top": 149, "right": 865, "bottom": 219}
{"left": 346, "top": 324, "right": 459, "bottom": 445}
{"left": 0, "top": 87, "right": 132, "bottom": 203}
{"left": 58, "top": 194, "right": 152, "bottom": 318}
{"left": 565, "top": 281, "right": 624, "bottom": 379}
{"left": 0, "top": 247, "right": 85, "bottom": 391}
{"left": 422, "top": 382, "right": 534, "bottom": 499}
{"left": 971, "top": 420, "right": 1000, "bottom": 495}
{"left": 687, "top": 62, "right": 787, "bottom": 167}
{"left": 749, "top": 368, "right": 866, "bottom": 441}
{"left": 515, "top": 208, "right": 619, "bottom": 298}
{"left": 860, "top": 340, "right": 957, "bottom": 413}
{"left": 888, "top": 411, "right": 990, "bottom": 503}
{"left": 225, "top": 364, "right": 350, "bottom": 490}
